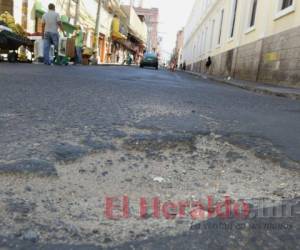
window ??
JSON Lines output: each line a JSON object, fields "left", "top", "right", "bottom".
{"left": 218, "top": 9, "right": 224, "bottom": 44}
{"left": 204, "top": 27, "right": 208, "bottom": 53}
{"left": 193, "top": 44, "right": 196, "bottom": 59}
{"left": 229, "top": 0, "right": 238, "bottom": 38}
{"left": 206, "top": 0, "right": 211, "bottom": 8}
{"left": 281, "top": 0, "right": 293, "bottom": 10}
{"left": 209, "top": 19, "right": 215, "bottom": 50}
{"left": 275, "top": 0, "right": 295, "bottom": 20}
{"left": 201, "top": 0, "right": 205, "bottom": 15}
{"left": 197, "top": 34, "right": 201, "bottom": 56}
{"left": 200, "top": 31, "right": 204, "bottom": 55}
{"left": 249, "top": 0, "right": 257, "bottom": 27}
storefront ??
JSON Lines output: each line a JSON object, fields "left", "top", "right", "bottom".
{"left": 111, "top": 15, "right": 128, "bottom": 63}
{"left": 127, "top": 32, "right": 146, "bottom": 64}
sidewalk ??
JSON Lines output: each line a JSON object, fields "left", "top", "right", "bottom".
{"left": 98, "top": 63, "right": 138, "bottom": 67}
{"left": 182, "top": 70, "right": 300, "bottom": 101}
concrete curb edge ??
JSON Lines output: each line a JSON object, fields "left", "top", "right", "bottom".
{"left": 182, "top": 70, "right": 300, "bottom": 101}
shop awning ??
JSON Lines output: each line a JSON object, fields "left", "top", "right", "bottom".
{"left": 35, "top": 2, "right": 45, "bottom": 18}
{"left": 111, "top": 17, "right": 127, "bottom": 40}
{"left": 61, "top": 16, "right": 76, "bottom": 35}
{"left": 62, "top": 22, "right": 76, "bottom": 35}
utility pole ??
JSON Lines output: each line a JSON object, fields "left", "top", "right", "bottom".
{"left": 74, "top": 0, "right": 80, "bottom": 25}
{"left": 147, "top": 21, "right": 152, "bottom": 52}
{"left": 67, "top": 0, "right": 71, "bottom": 18}
{"left": 94, "top": 0, "right": 102, "bottom": 60}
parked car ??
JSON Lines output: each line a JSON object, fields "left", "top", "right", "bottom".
{"left": 140, "top": 52, "right": 158, "bottom": 70}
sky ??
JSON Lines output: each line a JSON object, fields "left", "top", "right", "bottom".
{"left": 121, "top": 0, "right": 195, "bottom": 60}
{"left": 142, "top": 0, "right": 195, "bottom": 60}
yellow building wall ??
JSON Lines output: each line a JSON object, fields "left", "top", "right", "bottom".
{"left": 183, "top": 0, "right": 300, "bottom": 64}
{"left": 239, "top": 0, "right": 300, "bottom": 46}
{"left": 268, "top": 0, "right": 300, "bottom": 34}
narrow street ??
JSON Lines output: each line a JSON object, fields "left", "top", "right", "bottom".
{"left": 0, "top": 64, "right": 299, "bottom": 249}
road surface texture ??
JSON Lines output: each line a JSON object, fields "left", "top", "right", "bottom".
{"left": 0, "top": 64, "right": 299, "bottom": 249}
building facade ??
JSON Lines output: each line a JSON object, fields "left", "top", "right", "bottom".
{"left": 134, "top": 6, "right": 159, "bottom": 53}
{"left": 175, "top": 29, "right": 184, "bottom": 67}
{"left": 183, "top": 0, "right": 300, "bottom": 87}
{"left": 120, "top": 5, "right": 147, "bottom": 62}
{"left": 0, "top": 0, "right": 113, "bottom": 61}
{"left": 1, "top": 0, "right": 147, "bottom": 64}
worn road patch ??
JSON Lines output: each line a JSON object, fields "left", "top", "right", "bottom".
{"left": 0, "top": 129, "right": 299, "bottom": 248}
{"left": 0, "top": 160, "right": 57, "bottom": 177}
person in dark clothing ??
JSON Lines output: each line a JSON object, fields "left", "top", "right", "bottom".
{"left": 183, "top": 61, "right": 186, "bottom": 71}
{"left": 206, "top": 56, "right": 212, "bottom": 70}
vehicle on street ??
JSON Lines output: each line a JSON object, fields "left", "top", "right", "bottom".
{"left": 140, "top": 52, "right": 159, "bottom": 70}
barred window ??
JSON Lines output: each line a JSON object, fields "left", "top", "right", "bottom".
{"left": 281, "top": 0, "right": 293, "bottom": 10}
{"left": 249, "top": 0, "right": 257, "bottom": 27}
{"left": 230, "top": 0, "right": 238, "bottom": 38}
{"left": 218, "top": 9, "right": 224, "bottom": 44}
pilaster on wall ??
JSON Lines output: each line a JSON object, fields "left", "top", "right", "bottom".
{"left": 232, "top": 40, "right": 263, "bottom": 82}
{"left": 258, "top": 26, "right": 300, "bottom": 87}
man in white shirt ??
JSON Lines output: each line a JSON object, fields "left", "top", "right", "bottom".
{"left": 42, "top": 4, "right": 65, "bottom": 65}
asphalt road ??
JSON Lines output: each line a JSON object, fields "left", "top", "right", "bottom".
{"left": 0, "top": 64, "right": 299, "bottom": 249}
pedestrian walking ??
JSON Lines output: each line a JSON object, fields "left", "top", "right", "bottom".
{"left": 170, "top": 60, "right": 176, "bottom": 72}
{"left": 74, "top": 25, "right": 83, "bottom": 65}
{"left": 123, "top": 52, "right": 132, "bottom": 65}
{"left": 206, "top": 56, "right": 212, "bottom": 73}
{"left": 116, "top": 50, "right": 120, "bottom": 64}
{"left": 42, "top": 3, "right": 65, "bottom": 65}
{"left": 183, "top": 61, "right": 186, "bottom": 71}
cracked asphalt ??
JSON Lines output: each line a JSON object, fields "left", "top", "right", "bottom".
{"left": 0, "top": 64, "right": 299, "bottom": 249}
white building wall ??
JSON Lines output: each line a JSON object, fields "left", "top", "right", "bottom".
{"left": 10, "top": 0, "right": 37, "bottom": 33}
{"left": 183, "top": 0, "right": 220, "bottom": 65}
{"left": 12, "top": 0, "right": 22, "bottom": 24}
{"left": 27, "top": 0, "right": 36, "bottom": 33}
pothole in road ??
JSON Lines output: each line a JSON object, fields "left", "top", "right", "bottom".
{"left": 132, "top": 104, "right": 190, "bottom": 123}
{"left": 123, "top": 133, "right": 197, "bottom": 153}
{"left": 0, "top": 130, "right": 299, "bottom": 247}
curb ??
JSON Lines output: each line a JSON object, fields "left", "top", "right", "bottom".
{"left": 98, "top": 64, "right": 138, "bottom": 67}
{"left": 182, "top": 70, "right": 300, "bottom": 101}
